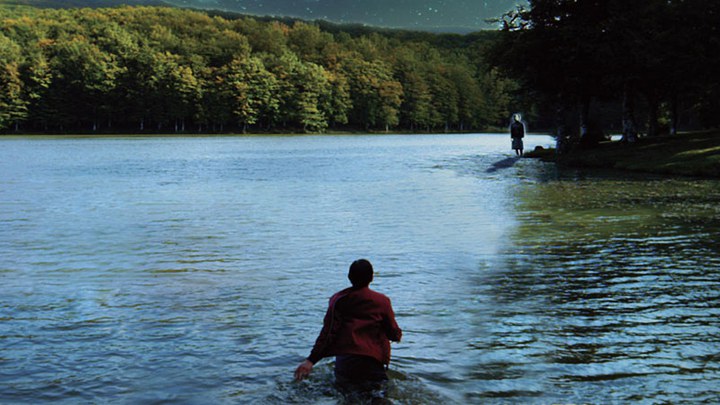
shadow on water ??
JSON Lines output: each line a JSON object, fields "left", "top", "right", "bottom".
{"left": 485, "top": 156, "right": 521, "bottom": 173}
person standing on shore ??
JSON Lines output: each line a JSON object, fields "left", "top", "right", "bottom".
{"left": 294, "top": 259, "right": 402, "bottom": 396}
{"left": 510, "top": 113, "right": 525, "bottom": 156}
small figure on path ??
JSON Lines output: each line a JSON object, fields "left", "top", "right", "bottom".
{"left": 510, "top": 113, "right": 525, "bottom": 156}
{"left": 295, "top": 259, "right": 402, "bottom": 398}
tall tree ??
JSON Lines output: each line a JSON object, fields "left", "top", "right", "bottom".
{"left": 427, "top": 65, "right": 459, "bottom": 131}
{"left": 1, "top": 4, "right": 514, "bottom": 134}
{"left": 394, "top": 46, "right": 433, "bottom": 131}
{"left": 294, "top": 61, "right": 331, "bottom": 132}
{"left": 46, "top": 34, "right": 121, "bottom": 131}
{"left": 342, "top": 55, "right": 402, "bottom": 131}
{"left": 0, "top": 35, "right": 28, "bottom": 130}
{"left": 220, "top": 55, "right": 279, "bottom": 132}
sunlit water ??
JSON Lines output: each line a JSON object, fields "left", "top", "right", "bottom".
{"left": 1, "top": 134, "right": 719, "bottom": 404}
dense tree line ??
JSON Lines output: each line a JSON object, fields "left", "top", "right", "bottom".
{"left": 0, "top": 5, "right": 514, "bottom": 133}
{"left": 491, "top": 0, "right": 720, "bottom": 148}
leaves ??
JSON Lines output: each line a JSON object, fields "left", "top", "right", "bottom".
{"left": 490, "top": 0, "right": 720, "bottom": 135}
{"left": 0, "top": 5, "right": 508, "bottom": 133}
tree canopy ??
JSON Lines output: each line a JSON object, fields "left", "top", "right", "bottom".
{"left": 491, "top": 0, "right": 720, "bottom": 147}
{"left": 0, "top": 4, "right": 512, "bottom": 133}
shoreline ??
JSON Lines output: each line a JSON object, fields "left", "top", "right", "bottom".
{"left": 524, "top": 130, "right": 720, "bottom": 178}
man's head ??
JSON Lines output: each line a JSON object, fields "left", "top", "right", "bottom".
{"left": 348, "top": 259, "right": 373, "bottom": 288}
{"left": 513, "top": 113, "right": 522, "bottom": 122}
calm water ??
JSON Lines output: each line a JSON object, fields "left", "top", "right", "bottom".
{"left": 1, "top": 134, "right": 719, "bottom": 404}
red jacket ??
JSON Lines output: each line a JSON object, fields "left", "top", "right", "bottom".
{"left": 308, "top": 286, "right": 402, "bottom": 365}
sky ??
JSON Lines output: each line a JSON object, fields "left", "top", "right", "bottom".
{"left": 164, "top": 0, "right": 526, "bottom": 33}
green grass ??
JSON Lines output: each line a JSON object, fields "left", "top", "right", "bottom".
{"left": 525, "top": 130, "right": 720, "bottom": 178}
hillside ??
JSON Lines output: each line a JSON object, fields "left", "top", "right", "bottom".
{"left": 0, "top": 4, "right": 511, "bottom": 134}
{"left": 0, "top": 0, "right": 170, "bottom": 7}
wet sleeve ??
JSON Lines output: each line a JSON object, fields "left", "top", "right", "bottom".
{"left": 308, "top": 294, "right": 344, "bottom": 364}
{"left": 307, "top": 303, "right": 333, "bottom": 364}
{"left": 383, "top": 299, "right": 402, "bottom": 343}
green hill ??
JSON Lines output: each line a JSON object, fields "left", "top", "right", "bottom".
{"left": 0, "top": 4, "right": 511, "bottom": 134}
{"left": 0, "top": 0, "right": 170, "bottom": 8}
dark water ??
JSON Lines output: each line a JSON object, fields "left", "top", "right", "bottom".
{"left": 1, "top": 134, "right": 719, "bottom": 404}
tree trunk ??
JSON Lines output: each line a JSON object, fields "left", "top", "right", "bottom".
{"left": 645, "top": 89, "right": 660, "bottom": 137}
{"left": 670, "top": 92, "right": 679, "bottom": 136}
{"left": 580, "top": 96, "right": 590, "bottom": 139}
{"left": 647, "top": 98, "right": 659, "bottom": 137}
{"left": 579, "top": 95, "right": 602, "bottom": 149}
{"left": 555, "top": 103, "right": 572, "bottom": 154}
{"left": 621, "top": 82, "right": 638, "bottom": 143}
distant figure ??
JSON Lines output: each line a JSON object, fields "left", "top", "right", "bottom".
{"left": 295, "top": 259, "right": 402, "bottom": 398}
{"left": 510, "top": 113, "right": 525, "bottom": 156}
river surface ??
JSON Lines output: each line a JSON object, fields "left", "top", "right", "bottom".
{"left": 1, "top": 134, "right": 719, "bottom": 404}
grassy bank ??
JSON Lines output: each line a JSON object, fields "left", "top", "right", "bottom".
{"left": 525, "top": 130, "right": 720, "bottom": 178}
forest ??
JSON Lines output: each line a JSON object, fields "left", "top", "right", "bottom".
{"left": 0, "top": 4, "right": 514, "bottom": 134}
{"left": 490, "top": 0, "right": 720, "bottom": 149}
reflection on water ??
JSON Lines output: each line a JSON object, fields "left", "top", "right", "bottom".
{"left": 478, "top": 167, "right": 720, "bottom": 403}
{"left": 1, "top": 135, "right": 719, "bottom": 404}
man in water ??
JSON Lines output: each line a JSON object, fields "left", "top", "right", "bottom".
{"left": 510, "top": 113, "right": 525, "bottom": 156}
{"left": 294, "top": 259, "right": 402, "bottom": 395}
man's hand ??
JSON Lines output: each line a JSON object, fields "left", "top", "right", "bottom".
{"left": 294, "top": 359, "right": 313, "bottom": 381}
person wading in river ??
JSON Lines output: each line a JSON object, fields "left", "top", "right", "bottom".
{"left": 294, "top": 259, "right": 402, "bottom": 396}
{"left": 510, "top": 113, "right": 525, "bottom": 156}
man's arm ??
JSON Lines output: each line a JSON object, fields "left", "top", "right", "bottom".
{"left": 306, "top": 306, "right": 334, "bottom": 364}
{"left": 294, "top": 310, "right": 329, "bottom": 382}
{"left": 295, "top": 295, "right": 342, "bottom": 381}
{"left": 383, "top": 299, "right": 402, "bottom": 342}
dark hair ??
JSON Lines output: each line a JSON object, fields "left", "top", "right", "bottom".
{"left": 348, "top": 259, "right": 373, "bottom": 288}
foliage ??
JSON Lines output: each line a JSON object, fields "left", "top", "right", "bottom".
{"left": 0, "top": 4, "right": 510, "bottom": 133}
{"left": 490, "top": 0, "right": 720, "bottom": 145}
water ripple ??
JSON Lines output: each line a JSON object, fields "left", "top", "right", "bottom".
{"left": 1, "top": 135, "right": 719, "bottom": 404}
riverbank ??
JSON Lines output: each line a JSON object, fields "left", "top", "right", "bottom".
{"left": 525, "top": 130, "right": 720, "bottom": 178}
